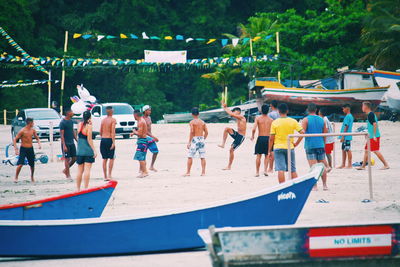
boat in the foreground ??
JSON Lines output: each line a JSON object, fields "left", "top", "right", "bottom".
{"left": 199, "top": 221, "right": 400, "bottom": 266}
{"left": 251, "top": 71, "right": 388, "bottom": 118}
{"left": 0, "top": 180, "right": 117, "bottom": 220}
{"left": 373, "top": 70, "right": 400, "bottom": 112}
{"left": 0, "top": 164, "right": 323, "bottom": 256}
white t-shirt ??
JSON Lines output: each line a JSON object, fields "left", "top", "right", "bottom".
{"left": 324, "top": 116, "right": 335, "bottom": 144}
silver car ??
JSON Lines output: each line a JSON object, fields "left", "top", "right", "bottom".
{"left": 11, "top": 108, "right": 62, "bottom": 141}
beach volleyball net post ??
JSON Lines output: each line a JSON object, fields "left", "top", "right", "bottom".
{"left": 287, "top": 132, "right": 372, "bottom": 200}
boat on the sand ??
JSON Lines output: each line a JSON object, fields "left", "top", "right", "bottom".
{"left": 373, "top": 70, "right": 400, "bottom": 112}
{"left": 0, "top": 164, "right": 323, "bottom": 256}
{"left": 0, "top": 180, "right": 117, "bottom": 220}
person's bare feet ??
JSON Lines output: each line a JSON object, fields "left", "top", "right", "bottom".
{"left": 149, "top": 167, "right": 158, "bottom": 172}
{"left": 222, "top": 167, "right": 231, "bottom": 170}
{"left": 345, "top": 166, "right": 352, "bottom": 169}
{"left": 255, "top": 173, "right": 260, "bottom": 177}
{"left": 137, "top": 173, "right": 149, "bottom": 178}
{"left": 380, "top": 166, "right": 390, "bottom": 170}
{"left": 326, "top": 167, "right": 332, "bottom": 173}
{"left": 336, "top": 165, "right": 345, "bottom": 169}
{"left": 267, "top": 168, "right": 273, "bottom": 173}
{"left": 218, "top": 144, "right": 225, "bottom": 148}
{"left": 182, "top": 173, "right": 190, "bottom": 177}
{"left": 13, "top": 179, "right": 18, "bottom": 184}
{"left": 31, "top": 178, "right": 35, "bottom": 183}
{"left": 323, "top": 185, "right": 329, "bottom": 191}
{"left": 312, "top": 185, "right": 318, "bottom": 191}
{"left": 263, "top": 172, "right": 268, "bottom": 176}
{"left": 201, "top": 173, "right": 206, "bottom": 176}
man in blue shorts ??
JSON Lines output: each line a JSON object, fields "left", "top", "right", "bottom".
{"left": 143, "top": 105, "right": 159, "bottom": 172}
{"left": 338, "top": 104, "right": 353, "bottom": 169}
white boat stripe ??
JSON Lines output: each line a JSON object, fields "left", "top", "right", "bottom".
{"left": 309, "top": 234, "right": 392, "bottom": 249}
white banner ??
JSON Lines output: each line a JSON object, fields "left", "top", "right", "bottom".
{"left": 309, "top": 234, "right": 391, "bottom": 249}
{"left": 144, "top": 50, "right": 187, "bottom": 64}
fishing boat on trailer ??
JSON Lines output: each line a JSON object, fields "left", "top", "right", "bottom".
{"left": 373, "top": 70, "right": 400, "bottom": 112}
{"left": 0, "top": 180, "right": 117, "bottom": 220}
{"left": 250, "top": 71, "right": 388, "bottom": 118}
{"left": 0, "top": 164, "right": 323, "bottom": 256}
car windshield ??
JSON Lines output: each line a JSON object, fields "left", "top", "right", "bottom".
{"left": 102, "top": 105, "right": 133, "bottom": 115}
{"left": 25, "top": 109, "right": 60, "bottom": 120}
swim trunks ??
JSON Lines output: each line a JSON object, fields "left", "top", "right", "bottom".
{"left": 306, "top": 148, "right": 326, "bottom": 161}
{"left": 188, "top": 136, "right": 206, "bottom": 158}
{"left": 62, "top": 143, "right": 76, "bottom": 158}
{"left": 365, "top": 137, "right": 380, "bottom": 152}
{"left": 229, "top": 130, "right": 245, "bottom": 150}
{"left": 100, "top": 138, "right": 115, "bottom": 159}
{"left": 341, "top": 140, "right": 351, "bottom": 151}
{"left": 134, "top": 138, "right": 148, "bottom": 161}
{"left": 17, "top": 146, "right": 35, "bottom": 167}
{"left": 146, "top": 136, "right": 159, "bottom": 153}
{"left": 254, "top": 136, "right": 269, "bottom": 155}
{"left": 324, "top": 143, "right": 334, "bottom": 155}
{"left": 76, "top": 155, "right": 95, "bottom": 164}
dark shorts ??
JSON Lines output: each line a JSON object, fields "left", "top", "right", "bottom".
{"left": 76, "top": 156, "right": 95, "bottom": 165}
{"left": 229, "top": 130, "right": 245, "bottom": 150}
{"left": 342, "top": 140, "right": 351, "bottom": 151}
{"left": 255, "top": 136, "right": 269, "bottom": 155}
{"left": 134, "top": 138, "right": 148, "bottom": 161}
{"left": 100, "top": 138, "right": 115, "bottom": 159}
{"left": 306, "top": 148, "right": 326, "bottom": 161}
{"left": 17, "top": 146, "right": 35, "bottom": 167}
{"left": 62, "top": 143, "right": 76, "bottom": 158}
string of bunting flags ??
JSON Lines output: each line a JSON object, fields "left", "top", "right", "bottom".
{"left": 0, "top": 52, "right": 278, "bottom": 70}
{"left": 72, "top": 32, "right": 274, "bottom": 47}
{"left": 0, "top": 27, "right": 48, "bottom": 74}
{"left": 0, "top": 79, "right": 59, "bottom": 88}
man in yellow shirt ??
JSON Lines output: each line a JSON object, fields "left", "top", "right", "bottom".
{"left": 268, "top": 103, "right": 304, "bottom": 183}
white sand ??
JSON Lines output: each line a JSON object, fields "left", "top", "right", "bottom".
{"left": 0, "top": 122, "right": 399, "bottom": 266}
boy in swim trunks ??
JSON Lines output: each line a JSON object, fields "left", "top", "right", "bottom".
{"left": 183, "top": 107, "right": 208, "bottom": 176}
{"left": 218, "top": 101, "right": 247, "bottom": 170}
{"left": 337, "top": 104, "right": 353, "bottom": 169}
{"left": 131, "top": 110, "right": 149, "bottom": 178}
{"left": 13, "top": 118, "right": 42, "bottom": 183}
{"left": 100, "top": 106, "right": 116, "bottom": 181}
{"left": 142, "top": 105, "right": 159, "bottom": 172}
{"left": 251, "top": 104, "right": 273, "bottom": 177}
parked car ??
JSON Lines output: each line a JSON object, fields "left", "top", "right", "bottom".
{"left": 11, "top": 108, "right": 62, "bottom": 141}
{"left": 90, "top": 103, "right": 136, "bottom": 139}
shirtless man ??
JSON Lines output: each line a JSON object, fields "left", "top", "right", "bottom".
{"left": 183, "top": 107, "right": 209, "bottom": 177}
{"left": 131, "top": 110, "right": 149, "bottom": 178}
{"left": 13, "top": 118, "right": 41, "bottom": 183}
{"left": 251, "top": 104, "right": 273, "bottom": 177}
{"left": 142, "top": 105, "right": 159, "bottom": 172}
{"left": 100, "top": 106, "right": 116, "bottom": 181}
{"left": 218, "top": 100, "right": 247, "bottom": 170}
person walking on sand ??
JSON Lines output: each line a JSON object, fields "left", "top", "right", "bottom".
{"left": 218, "top": 101, "right": 247, "bottom": 170}
{"left": 356, "top": 101, "right": 390, "bottom": 170}
{"left": 142, "top": 105, "right": 159, "bottom": 172}
{"left": 76, "top": 111, "right": 97, "bottom": 191}
{"left": 318, "top": 107, "right": 334, "bottom": 171}
{"left": 268, "top": 103, "right": 304, "bottom": 184}
{"left": 60, "top": 108, "right": 77, "bottom": 179}
{"left": 297, "top": 103, "right": 329, "bottom": 190}
{"left": 266, "top": 100, "right": 280, "bottom": 173}
{"left": 183, "top": 107, "right": 208, "bottom": 177}
{"left": 131, "top": 110, "right": 149, "bottom": 178}
{"left": 13, "top": 118, "right": 41, "bottom": 183}
{"left": 251, "top": 104, "right": 273, "bottom": 177}
{"left": 100, "top": 106, "right": 116, "bottom": 181}
{"left": 337, "top": 104, "right": 354, "bottom": 169}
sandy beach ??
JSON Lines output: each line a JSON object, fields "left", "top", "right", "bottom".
{"left": 0, "top": 121, "right": 399, "bottom": 266}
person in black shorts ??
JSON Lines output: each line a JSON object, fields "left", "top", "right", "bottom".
{"left": 60, "top": 108, "right": 77, "bottom": 179}
{"left": 100, "top": 106, "right": 116, "bottom": 181}
{"left": 13, "top": 118, "right": 41, "bottom": 183}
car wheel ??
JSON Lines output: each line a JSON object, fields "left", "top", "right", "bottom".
{"left": 123, "top": 134, "right": 130, "bottom": 139}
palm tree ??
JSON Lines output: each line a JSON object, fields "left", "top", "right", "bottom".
{"left": 359, "top": 0, "right": 400, "bottom": 69}
{"left": 201, "top": 67, "right": 241, "bottom": 104}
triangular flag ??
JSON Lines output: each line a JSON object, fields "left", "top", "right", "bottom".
{"left": 195, "top": 38, "right": 206, "bottom": 41}
{"left": 120, "top": 33, "right": 128, "bottom": 39}
{"left": 206, "top": 39, "right": 216, "bottom": 44}
{"left": 97, "top": 35, "right": 105, "bottom": 41}
{"left": 130, "top": 34, "right": 138, "bottom": 39}
{"left": 242, "top": 38, "right": 250, "bottom": 44}
{"left": 221, "top": 39, "right": 228, "bottom": 46}
{"left": 150, "top": 36, "right": 160, "bottom": 40}
{"left": 106, "top": 35, "right": 116, "bottom": 39}
{"left": 186, "top": 38, "right": 194, "bottom": 43}
{"left": 176, "top": 35, "right": 184, "bottom": 40}
{"left": 253, "top": 36, "right": 261, "bottom": 41}
{"left": 265, "top": 35, "right": 273, "bottom": 40}
{"left": 73, "top": 33, "right": 82, "bottom": 39}
{"left": 164, "top": 36, "right": 173, "bottom": 40}
{"left": 142, "top": 32, "right": 149, "bottom": 39}
{"left": 82, "top": 34, "right": 92, "bottom": 39}
{"left": 232, "top": 38, "right": 239, "bottom": 47}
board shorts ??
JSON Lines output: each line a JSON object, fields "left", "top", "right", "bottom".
{"left": 62, "top": 143, "right": 76, "bottom": 158}
{"left": 76, "top": 156, "right": 95, "bottom": 165}
{"left": 229, "top": 130, "right": 245, "bottom": 150}
{"left": 342, "top": 140, "right": 351, "bottom": 151}
{"left": 365, "top": 137, "right": 380, "bottom": 152}
{"left": 324, "top": 143, "right": 334, "bottom": 155}
{"left": 254, "top": 136, "right": 269, "bottom": 155}
{"left": 188, "top": 136, "right": 206, "bottom": 158}
{"left": 306, "top": 148, "right": 326, "bottom": 161}
{"left": 274, "top": 149, "right": 296, "bottom": 172}
{"left": 17, "top": 146, "right": 35, "bottom": 167}
{"left": 146, "top": 136, "right": 159, "bottom": 153}
{"left": 100, "top": 138, "right": 115, "bottom": 159}
{"left": 134, "top": 138, "right": 148, "bottom": 161}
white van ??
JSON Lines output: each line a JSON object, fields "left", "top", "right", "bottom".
{"left": 90, "top": 103, "right": 136, "bottom": 139}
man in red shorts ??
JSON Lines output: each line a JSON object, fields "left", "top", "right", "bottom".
{"left": 356, "top": 102, "right": 389, "bottom": 170}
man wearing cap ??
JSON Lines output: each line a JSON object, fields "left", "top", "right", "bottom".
{"left": 142, "top": 105, "right": 159, "bottom": 171}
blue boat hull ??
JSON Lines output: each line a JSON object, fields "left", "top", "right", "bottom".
{"left": 0, "top": 181, "right": 117, "bottom": 220}
{"left": 0, "top": 166, "right": 322, "bottom": 256}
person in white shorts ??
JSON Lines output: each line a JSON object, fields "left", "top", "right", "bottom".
{"left": 183, "top": 107, "right": 208, "bottom": 177}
